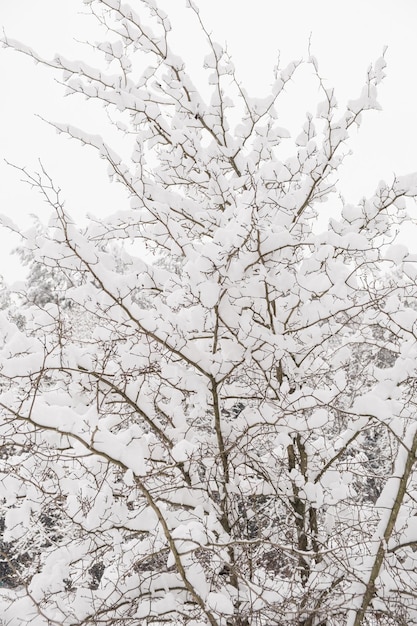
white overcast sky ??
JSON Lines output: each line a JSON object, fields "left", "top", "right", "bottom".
{"left": 0, "top": 0, "right": 417, "bottom": 280}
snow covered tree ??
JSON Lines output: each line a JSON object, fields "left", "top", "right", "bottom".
{"left": 2, "top": 1, "right": 417, "bottom": 625}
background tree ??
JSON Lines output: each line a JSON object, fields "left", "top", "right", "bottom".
{"left": 1, "top": 1, "right": 417, "bottom": 625}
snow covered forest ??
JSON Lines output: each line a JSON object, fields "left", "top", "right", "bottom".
{"left": 2, "top": 1, "right": 417, "bottom": 624}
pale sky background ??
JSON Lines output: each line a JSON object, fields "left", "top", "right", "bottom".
{"left": 0, "top": 1, "right": 417, "bottom": 281}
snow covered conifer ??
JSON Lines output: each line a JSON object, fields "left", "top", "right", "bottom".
{"left": 1, "top": 2, "right": 417, "bottom": 625}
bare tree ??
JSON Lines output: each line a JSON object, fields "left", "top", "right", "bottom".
{"left": 1, "top": 2, "right": 417, "bottom": 625}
